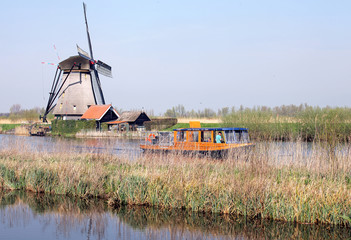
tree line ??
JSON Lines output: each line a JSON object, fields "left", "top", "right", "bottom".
{"left": 3, "top": 103, "right": 351, "bottom": 122}
{"left": 0, "top": 104, "right": 45, "bottom": 122}
{"left": 163, "top": 103, "right": 349, "bottom": 118}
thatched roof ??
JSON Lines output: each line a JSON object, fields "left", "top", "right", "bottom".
{"left": 59, "top": 55, "right": 90, "bottom": 70}
{"left": 107, "top": 111, "right": 150, "bottom": 124}
{"left": 119, "top": 111, "right": 149, "bottom": 122}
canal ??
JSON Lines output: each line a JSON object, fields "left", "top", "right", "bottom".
{"left": 0, "top": 191, "right": 350, "bottom": 240}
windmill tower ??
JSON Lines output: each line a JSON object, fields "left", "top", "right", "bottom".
{"left": 42, "top": 3, "right": 112, "bottom": 121}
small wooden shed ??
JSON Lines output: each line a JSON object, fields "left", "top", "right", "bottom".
{"left": 107, "top": 111, "right": 151, "bottom": 131}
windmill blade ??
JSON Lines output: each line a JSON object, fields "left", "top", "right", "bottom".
{"left": 82, "top": 2, "right": 106, "bottom": 105}
{"left": 83, "top": 2, "right": 94, "bottom": 61}
{"left": 91, "top": 69, "right": 105, "bottom": 105}
{"left": 76, "top": 44, "right": 91, "bottom": 60}
{"left": 96, "top": 60, "right": 112, "bottom": 78}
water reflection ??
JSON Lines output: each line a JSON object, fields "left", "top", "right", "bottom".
{"left": 0, "top": 134, "right": 142, "bottom": 159}
{"left": 254, "top": 141, "right": 351, "bottom": 167}
{"left": 0, "top": 191, "right": 350, "bottom": 240}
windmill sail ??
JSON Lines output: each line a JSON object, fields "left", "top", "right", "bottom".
{"left": 96, "top": 60, "right": 112, "bottom": 78}
{"left": 77, "top": 44, "right": 90, "bottom": 60}
{"left": 83, "top": 2, "right": 95, "bottom": 61}
{"left": 91, "top": 70, "right": 105, "bottom": 105}
{"left": 82, "top": 2, "right": 108, "bottom": 104}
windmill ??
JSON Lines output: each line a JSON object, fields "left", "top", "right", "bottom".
{"left": 41, "top": 2, "right": 112, "bottom": 122}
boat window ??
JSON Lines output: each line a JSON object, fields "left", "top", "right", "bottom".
{"left": 235, "top": 131, "right": 242, "bottom": 143}
{"left": 215, "top": 131, "right": 225, "bottom": 143}
{"left": 158, "top": 132, "right": 174, "bottom": 146}
{"left": 188, "top": 131, "right": 199, "bottom": 142}
{"left": 224, "top": 130, "right": 235, "bottom": 143}
{"left": 177, "top": 131, "right": 186, "bottom": 142}
{"left": 201, "top": 131, "right": 212, "bottom": 142}
{"left": 242, "top": 131, "right": 250, "bottom": 143}
{"left": 234, "top": 130, "right": 250, "bottom": 143}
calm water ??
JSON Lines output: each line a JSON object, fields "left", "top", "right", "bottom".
{"left": 1, "top": 133, "right": 349, "bottom": 163}
{"left": 0, "top": 191, "right": 350, "bottom": 240}
{"left": 0, "top": 134, "right": 315, "bottom": 158}
{"left": 0, "top": 134, "right": 143, "bottom": 159}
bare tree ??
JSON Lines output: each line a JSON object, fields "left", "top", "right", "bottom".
{"left": 10, "top": 104, "right": 21, "bottom": 114}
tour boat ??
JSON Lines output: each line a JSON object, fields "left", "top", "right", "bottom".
{"left": 140, "top": 122, "right": 254, "bottom": 158}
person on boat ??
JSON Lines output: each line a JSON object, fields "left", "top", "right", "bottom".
{"left": 216, "top": 132, "right": 223, "bottom": 143}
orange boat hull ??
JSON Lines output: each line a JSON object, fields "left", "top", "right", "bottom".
{"left": 140, "top": 142, "right": 255, "bottom": 157}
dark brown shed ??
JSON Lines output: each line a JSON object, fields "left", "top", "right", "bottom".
{"left": 107, "top": 111, "right": 151, "bottom": 131}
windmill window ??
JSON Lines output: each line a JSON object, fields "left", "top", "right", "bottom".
{"left": 73, "top": 105, "right": 77, "bottom": 111}
{"left": 59, "top": 103, "right": 63, "bottom": 109}
{"left": 87, "top": 105, "right": 91, "bottom": 109}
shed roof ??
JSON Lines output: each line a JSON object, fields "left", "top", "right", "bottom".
{"left": 118, "top": 111, "right": 150, "bottom": 122}
{"left": 81, "top": 104, "right": 119, "bottom": 121}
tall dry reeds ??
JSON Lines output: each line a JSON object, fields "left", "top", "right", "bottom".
{"left": 222, "top": 106, "right": 351, "bottom": 142}
{"left": 1, "top": 141, "right": 351, "bottom": 226}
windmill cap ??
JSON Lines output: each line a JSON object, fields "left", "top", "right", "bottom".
{"left": 59, "top": 55, "right": 90, "bottom": 70}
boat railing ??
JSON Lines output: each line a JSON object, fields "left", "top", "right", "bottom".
{"left": 143, "top": 131, "right": 174, "bottom": 146}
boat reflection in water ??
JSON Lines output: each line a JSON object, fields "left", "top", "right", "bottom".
{"left": 0, "top": 191, "right": 350, "bottom": 240}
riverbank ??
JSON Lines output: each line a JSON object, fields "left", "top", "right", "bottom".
{"left": 1, "top": 190, "right": 350, "bottom": 239}
{"left": 1, "top": 142, "right": 351, "bottom": 226}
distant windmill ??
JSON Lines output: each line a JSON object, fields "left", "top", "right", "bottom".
{"left": 42, "top": 2, "right": 112, "bottom": 122}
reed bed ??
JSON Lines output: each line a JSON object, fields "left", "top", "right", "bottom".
{"left": 0, "top": 141, "right": 351, "bottom": 226}
{"left": 222, "top": 107, "right": 351, "bottom": 142}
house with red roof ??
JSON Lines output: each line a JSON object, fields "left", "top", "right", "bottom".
{"left": 81, "top": 104, "right": 119, "bottom": 130}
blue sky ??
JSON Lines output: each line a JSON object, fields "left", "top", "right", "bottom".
{"left": 0, "top": 0, "right": 350, "bottom": 114}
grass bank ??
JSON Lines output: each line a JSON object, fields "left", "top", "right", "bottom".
{"left": 0, "top": 124, "right": 21, "bottom": 133}
{"left": 1, "top": 143, "right": 351, "bottom": 226}
{"left": 3, "top": 191, "right": 350, "bottom": 239}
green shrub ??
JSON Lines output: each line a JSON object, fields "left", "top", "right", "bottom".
{"left": 51, "top": 120, "right": 96, "bottom": 135}
{"left": 145, "top": 118, "right": 178, "bottom": 131}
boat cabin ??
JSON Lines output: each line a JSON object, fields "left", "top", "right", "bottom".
{"left": 174, "top": 128, "right": 250, "bottom": 144}
{"left": 143, "top": 127, "right": 251, "bottom": 148}
{"left": 141, "top": 125, "right": 254, "bottom": 157}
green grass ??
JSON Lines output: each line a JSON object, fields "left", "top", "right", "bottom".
{"left": 0, "top": 124, "right": 21, "bottom": 132}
